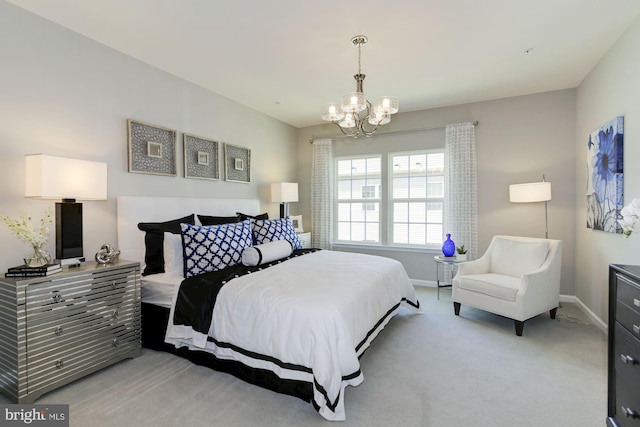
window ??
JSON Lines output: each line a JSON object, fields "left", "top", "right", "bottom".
{"left": 336, "top": 157, "right": 381, "bottom": 243}
{"left": 334, "top": 149, "right": 444, "bottom": 247}
{"left": 391, "top": 151, "right": 444, "bottom": 246}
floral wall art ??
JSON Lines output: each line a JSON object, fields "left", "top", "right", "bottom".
{"left": 586, "top": 116, "right": 624, "bottom": 233}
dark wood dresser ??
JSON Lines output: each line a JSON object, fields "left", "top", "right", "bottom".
{"left": 608, "top": 264, "right": 640, "bottom": 426}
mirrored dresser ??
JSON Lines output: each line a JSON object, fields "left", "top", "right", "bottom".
{"left": 0, "top": 260, "right": 141, "bottom": 403}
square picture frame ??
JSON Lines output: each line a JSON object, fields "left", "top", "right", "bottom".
{"left": 290, "top": 215, "right": 303, "bottom": 233}
{"left": 184, "top": 133, "right": 220, "bottom": 180}
{"left": 224, "top": 143, "right": 251, "bottom": 183}
{"left": 128, "top": 119, "right": 177, "bottom": 176}
{"left": 198, "top": 152, "right": 209, "bottom": 166}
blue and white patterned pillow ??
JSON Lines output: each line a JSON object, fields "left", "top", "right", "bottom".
{"left": 181, "top": 220, "right": 253, "bottom": 278}
{"left": 252, "top": 218, "right": 302, "bottom": 250}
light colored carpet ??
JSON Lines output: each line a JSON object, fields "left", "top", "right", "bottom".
{"left": 0, "top": 287, "right": 607, "bottom": 426}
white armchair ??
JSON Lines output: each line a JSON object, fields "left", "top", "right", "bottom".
{"left": 452, "top": 235, "right": 562, "bottom": 336}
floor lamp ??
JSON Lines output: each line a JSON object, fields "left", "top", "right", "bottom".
{"left": 509, "top": 176, "right": 552, "bottom": 238}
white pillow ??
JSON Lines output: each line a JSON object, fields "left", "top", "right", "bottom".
{"left": 164, "top": 232, "right": 185, "bottom": 277}
{"left": 490, "top": 239, "right": 548, "bottom": 277}
{"left": 242, "top": 239, "right": 293, "bottom": 266}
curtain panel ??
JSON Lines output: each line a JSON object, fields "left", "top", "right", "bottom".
{"left": 444, "top": 122, "right": 478, "bottom": 259}
{"left": 311, "top": 139, "right": 334, "bottom": 249}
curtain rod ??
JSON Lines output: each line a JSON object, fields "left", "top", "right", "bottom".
{"left": 309, "top": 120, "right": 478, "bottom": 143}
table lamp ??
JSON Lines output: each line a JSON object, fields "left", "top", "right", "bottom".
{"left": 25, "top": 154, "right": 107, "bottom": 264}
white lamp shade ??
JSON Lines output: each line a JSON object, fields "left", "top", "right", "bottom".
{"left": 509, "top": 181, "right": 551, "bottom": 203}
{"left": 374, "top": 96, "right": 399, "bottom": 114}
{"left": 25, "top": 154, "right": 108, "bottom": 200}
{"left": 271, "top": 182, "right": 299, "bottom": 203}
{"left": 341, "top": 92, "right": 366, "bottom": 113}
{"left": 321, "top": 102, "right": 345, "bottom": 122}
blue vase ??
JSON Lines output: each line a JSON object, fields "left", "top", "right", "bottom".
{"left": 442, "top": 234, "right": 455, "bottom": 257}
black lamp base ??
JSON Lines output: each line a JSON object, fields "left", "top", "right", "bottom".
{"left": 55, "top": 201, "right": 83, "bottom": 259}
{"left": 279, "top": 203, "right": 290, "bottom": 218}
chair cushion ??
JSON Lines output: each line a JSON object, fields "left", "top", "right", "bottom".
{"left": 457, "top": 273, "right": 521, "bottom": 302}
{"left": 490, "top": 239, "right": 548, "bottom": 278}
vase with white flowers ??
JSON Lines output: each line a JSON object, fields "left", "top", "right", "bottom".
{"left": 1, "top": 208, "right": 53, "bottom": 267}
{"left": 619, "top": 198, "right": 640, "bottom": 237}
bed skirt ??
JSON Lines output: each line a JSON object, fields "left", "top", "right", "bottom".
{"left": 141, "top": 302, "right": 314, "bottom": 402}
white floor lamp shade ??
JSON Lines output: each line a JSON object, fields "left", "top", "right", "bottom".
{"left": 509, "top": 180, "right": 552, "bottom": 238}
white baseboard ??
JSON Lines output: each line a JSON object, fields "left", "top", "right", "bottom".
{"left": 573, "top": 296, "right": 608, "bottom": 334}
{"left": 411, "top": 279, "right": 608, "bottom": 334}
{"left": 411, "top": 279, "right": 435, "bottom": 288}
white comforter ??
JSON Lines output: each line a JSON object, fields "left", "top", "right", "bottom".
{"left": 165, "top": 250, "right": 420, "bottom": 421}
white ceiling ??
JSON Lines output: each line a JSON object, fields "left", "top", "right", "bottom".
{"left": 7, "top": 0, "right": 640, "bottom": 128}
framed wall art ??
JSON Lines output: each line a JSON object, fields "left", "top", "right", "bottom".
{"left": 128, "top": 119, "right": 177, "bottom": 176}
{"left": 224, "top": 143, "right": 251, "bottom": 183}
{"left": 183, "top": 133, "right": 220, "bottom": 180}
{"left": 586, "top": 115, "right": 624, "bottom": 233}
{"left": 290, "top": 215, "right": 303, "bottom": 232}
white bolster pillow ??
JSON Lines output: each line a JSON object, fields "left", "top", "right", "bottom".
{"left": 242, "top": 239, "right": 293, "bottom": 266}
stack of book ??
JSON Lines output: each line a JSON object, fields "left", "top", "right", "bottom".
{"left": 5, "top": 263, "right": 62, "bottom": 278}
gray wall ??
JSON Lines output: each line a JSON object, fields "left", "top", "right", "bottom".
{"left": 575, "top": 13, "right": 640, "bottom": 322}
{"left": 298, "top": 89, "right": 577, "bottom": 296}
{"left": 0, "top": 2, "right": 298, "bottom": 274}
{"left": 4, "top": 1, "right": 638, "bottom": 325}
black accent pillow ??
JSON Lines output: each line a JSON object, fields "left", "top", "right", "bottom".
{"left": 137, "top": 214, "right": 195, "bottom": 276}
{"left": 197, "top": 214, "right": 240, "bottom": 226}
{"left": 237, "top": 212, "right": 269, "bottom": 221}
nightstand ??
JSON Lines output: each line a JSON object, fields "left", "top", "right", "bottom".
{"left": 0, "top": 260, "right": 141, "bottom": 403}
{"left": 297, "top": 232, "right": 312, "bottom": 248}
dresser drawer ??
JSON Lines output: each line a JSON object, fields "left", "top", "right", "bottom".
{"left": 26, "top": 329, "right": 140, "bottom": 397}
{"left": 615, "top": 323, "right": 640, "bottom": 384}
{"left": 615, "top": 374, "right": 640, "bottom": 426}
{"left": 617, "top": 300, "right": 640, "bottom": 338}
{"left": 27, "top": 301, "right": 139, "bottom": 352}
{"left": 618, "top": 274, "right": 640, "bottom": 312}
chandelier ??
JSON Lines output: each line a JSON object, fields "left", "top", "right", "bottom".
{"left": 321, "top": 35, "right": 399, "bottom": 138}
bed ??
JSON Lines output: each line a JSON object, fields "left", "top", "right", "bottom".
{"left": 116, "top": 196, "right": 420, "bottom": 421}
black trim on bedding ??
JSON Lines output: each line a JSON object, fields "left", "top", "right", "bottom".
{"left": 404, "top": 297, "right": 421, "bottom": 310}
{"left": 142, "top": 303, "right": 314, "bottom": 402}
{"left": 206, "top": 335, "right": 312, "bottom": 373}
{"left": 313, "top": 378, "right": 340, "bottom": 412}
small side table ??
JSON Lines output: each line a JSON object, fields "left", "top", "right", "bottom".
{"left": 433, "top": 255, "right": 467, "bottom": 299}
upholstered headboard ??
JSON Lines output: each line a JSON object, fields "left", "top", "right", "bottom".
{"left": 116, "top": 196, "right": 261, "bottom": 265}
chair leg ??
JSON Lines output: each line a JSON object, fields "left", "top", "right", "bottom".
{"left": 550, "top": 307, "right": 558, "bottom": 319}
{"left": 453, "top": 302, "right": 461, "bottom": 316}
{"left": 514, "top": 320, "right": 524, "bottom": 336}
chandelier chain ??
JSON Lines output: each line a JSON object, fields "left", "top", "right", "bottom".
{"left": 358, "top": 42, "right": 362, "bottom": 75}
